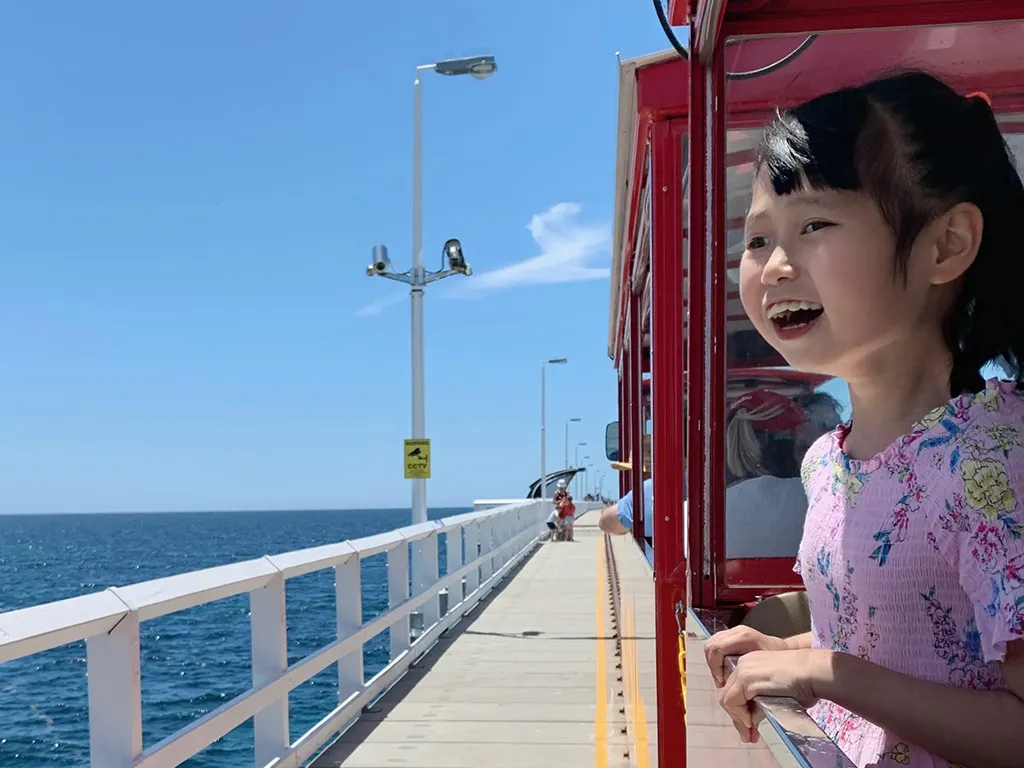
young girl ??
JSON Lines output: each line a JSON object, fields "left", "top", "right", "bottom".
{"left": 704, "top": 71, "right": 1024, "bottom": 768}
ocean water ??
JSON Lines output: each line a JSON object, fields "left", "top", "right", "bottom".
{"left": 0, "top": 508, "right": 463, "bottom": 767}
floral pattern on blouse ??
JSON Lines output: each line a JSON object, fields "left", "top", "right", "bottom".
{"left": 797, "top": 380, "right": 1024, "bottom": 768}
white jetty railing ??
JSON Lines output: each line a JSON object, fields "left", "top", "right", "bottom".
{"left": 0, "top": 500, "right": 549, "bottom": 768}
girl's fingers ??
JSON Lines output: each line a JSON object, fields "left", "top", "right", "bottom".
{"left": 719, "top": 676, "right": 754, "bottom": 730}
{"left": 704, "top": 644, "right": 724, "bottom": 686}
{"left": 731, "top": 718, "right": 751, "bottom": 744}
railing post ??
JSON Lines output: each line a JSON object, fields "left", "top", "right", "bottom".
{"left": 251, "top": 570, "right": 289, "bottom": 766}
{"left": 464, "top": 522, "right": 479, "bottom": 595}
{"left": 491, "top": 515, "right": 502, "bottom": 574}
{"left": 336, "top": 556, "right": 363, "bottom": 705}
{"left": 448, "top": 528, "right": 464, "bottom": 606}
{"left": 87, "top": 596, "right": 142, "bottom": 768}
{"left": 388, "top": 540, "right": 410, "bottom": 661}
{"left": 411, "top": 532, "right": 439, "bottom": 630}
{"left": 501, "top": 511, "right": 512, "bottom": 566}
{"left": 479, "top": 519, "right": 493, "bottom": 583}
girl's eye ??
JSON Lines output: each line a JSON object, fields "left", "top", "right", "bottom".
{"left": 803, "top": 220, "right": 834, "bottom": 234}
{"left": 746, "top": 235, "right": 768, "bottom": 250}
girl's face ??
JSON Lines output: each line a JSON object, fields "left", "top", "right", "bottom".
{"left": 739, "top": 172, "right": 934, "bottom": 381}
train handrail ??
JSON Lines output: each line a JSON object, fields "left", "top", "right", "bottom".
{"left": 689, "top": 611, "right": 856, "bottom": 768}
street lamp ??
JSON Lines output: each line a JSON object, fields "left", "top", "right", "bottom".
{"left": 564, "top": 417, "right": 581, "bottom": 469}
{"left": 540, "top": 358, "right": 568, "bottom": 499}
{"left": 365, "top": 55, "right": 496, "bottom": 526}
{"left": 574, "top": 442, "right": 587, "bottom": 497}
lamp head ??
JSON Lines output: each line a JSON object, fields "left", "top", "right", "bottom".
{"left": 444, "top": 238, "right": 471, "bottom": 275}
{"left": 367, "top": 244, "right": 392, "bottom": 276}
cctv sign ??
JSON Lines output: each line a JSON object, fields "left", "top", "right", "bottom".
{"left": 404, "top": 439, "right": 431, "bottom": 480}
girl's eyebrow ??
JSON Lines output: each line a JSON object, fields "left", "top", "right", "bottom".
{"left": 745, "top": 191, "right": 843, "bottom": 228}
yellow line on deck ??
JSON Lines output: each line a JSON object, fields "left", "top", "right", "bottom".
{"left": 595, "top": 539, "right": 609, "bottom": 768}
{"left": 630, "top": 601, "right": 650, "bottom": 768}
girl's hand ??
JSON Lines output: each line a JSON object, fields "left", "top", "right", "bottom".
{"left": 703, "top": 626, "right": 789, "bottom": 688}
{"left": 719, "top": 649, "right": 834, "bottom": 744}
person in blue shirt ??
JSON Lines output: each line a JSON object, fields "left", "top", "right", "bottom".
{"left": 598, "top": 477, "right": 654, "bottom": 538}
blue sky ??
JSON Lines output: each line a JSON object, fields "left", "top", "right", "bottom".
{"left": 0, "top": 2, "right": 673, "bottom": 513}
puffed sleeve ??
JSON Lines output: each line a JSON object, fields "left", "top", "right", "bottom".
{"left": 931, "top": 410, "right": 1024, "bottom": 664}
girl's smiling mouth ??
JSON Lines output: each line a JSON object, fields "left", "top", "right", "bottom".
{"left": 766, "top": 300, "right": 824, "bottom": 339}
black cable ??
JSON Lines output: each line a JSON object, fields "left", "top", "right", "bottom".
{"left": 651, "top": 0, "right": 817, "bottom": 81}
{"left": 726, "top": 33, "right": 817, "bottom": 80}
{"left": 653, "top": 0, "right": 688, "bottom": 60}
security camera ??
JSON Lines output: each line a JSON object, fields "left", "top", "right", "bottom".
{"left": 444, "top": 238, "right": 472, "bottom": 275}
{"left": 366, "top": 244, "right": 392, "bottom": 276}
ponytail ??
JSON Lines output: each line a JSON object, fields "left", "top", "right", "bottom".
{"left": 943, "top": 95, "right": 1024, "bottom": 394}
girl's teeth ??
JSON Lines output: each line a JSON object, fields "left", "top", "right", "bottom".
{"left": 767, "top": 300, "right": 823, "bottom": 319}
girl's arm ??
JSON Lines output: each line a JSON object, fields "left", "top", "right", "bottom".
{"left": 816, "top": 640, "right": 1024, "bottom": 768}
{"left": 782, "top": 632, "right": 811, "bottom": 650}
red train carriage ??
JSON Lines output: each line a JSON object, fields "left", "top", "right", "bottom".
{"left": 607, "top": 1, "right": 1024, "bottom": 764}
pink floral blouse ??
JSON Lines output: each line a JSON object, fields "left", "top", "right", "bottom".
{"left": 798, "top": 379, "right": 1024, "bottom": 768}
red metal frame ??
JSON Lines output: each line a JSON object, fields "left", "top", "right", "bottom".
{"left": 629, "top": 293, "right": 646, "bottom": 551}
{"left": 617, "top": 372, "right": 627, "bottom": 499}
{"left": 708, "top": 41, "right": 731, "bottom": 604}
{"left": 651, "top": 117, "right": 688, "bottom": 768}
{"left": 674, "top": 0, "right": 1024, "bottom": 38}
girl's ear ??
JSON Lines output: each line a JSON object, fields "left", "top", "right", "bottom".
{"left": 928, "top": 202, "right": 984, "bottom": 286}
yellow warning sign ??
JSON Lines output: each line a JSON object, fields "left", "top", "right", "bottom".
{"left": 404, "top": 439, "right": 431, "bottom": 479}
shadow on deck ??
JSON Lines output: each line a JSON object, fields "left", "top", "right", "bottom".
{"left": 312, "top": 511, "right": 797, "bottom": 768}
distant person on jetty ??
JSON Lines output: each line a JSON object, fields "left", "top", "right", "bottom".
{"left": 552, "top": 478, "right": 569, "bottom": 505}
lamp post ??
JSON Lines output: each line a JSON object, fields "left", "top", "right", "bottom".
{"left": 540, "top": 358, "right": 568, "bottom": 500}
{"left": 366, "top": 55, "right": 496, "bottom": 526}
{"left": 574, "top": 443, "right": 587, "bottom": 497}
{"left": 564, "top": 418, "right": 581, "bottom": 469}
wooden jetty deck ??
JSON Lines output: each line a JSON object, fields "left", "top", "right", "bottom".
{"left": 312, "top": 510, "right": 801, "bottom": 768}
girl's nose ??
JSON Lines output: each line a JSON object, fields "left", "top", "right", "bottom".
{"left": 761, "top": 246, "right": 797, "bottom": 285}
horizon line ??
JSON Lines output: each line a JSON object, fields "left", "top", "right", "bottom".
{"left": 0, "top": 504, "right": 478, "bottom": 517}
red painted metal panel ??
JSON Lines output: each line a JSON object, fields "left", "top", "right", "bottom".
{"left": 634, "top": 23, "right": 1024, "bottom": 127}
{"left": 721, "top": 0, "right": 1024, "bottom": 38}
{"left": 651, "top": 116, "right": 688, "bottom": 768}
{"left": 721, "top": 558, "right": 805, "bottom": 591}
{"left": 683, "top": 0, "right": 1024, "bottom": 41}
{"left": 694, "top": 0, "right": 728, "bottom": 59}
{"left": 622, "top": 312, "right": 634, "bottom": 502}
{"left": 618, "top": 371, "right": 627, "bottom": 499}
{"left": 629, "top": 293, "right": 646, "bottom": 550}
{"left": 685, "top": 42, "right": 709, "bottom": 613}
{"left": 708, "top": 45, "right": 730, "bottom": 606}
{"left": 668, "top": 0, "right": 689, "bottom": 27}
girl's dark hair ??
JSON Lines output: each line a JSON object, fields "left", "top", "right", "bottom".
{"left": 754, "top": 71, "right": 1024, "bottom": 396}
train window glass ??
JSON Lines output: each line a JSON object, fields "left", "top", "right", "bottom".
{"left": 721, "top": 101, "right": 839, "bottom": 566}
{"left": 718, "top": 37, "right": 1024, "bottom": 575}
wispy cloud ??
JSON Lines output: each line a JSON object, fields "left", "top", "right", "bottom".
{"left": 451, "top": 203, "right": 610, "bottom": 297}
{"left": 353, "top": 293, "right": 406, "bottom": 317}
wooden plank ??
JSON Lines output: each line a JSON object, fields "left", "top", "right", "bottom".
{"left": 314, "top": 524, "right": 801, "bottom": 768}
